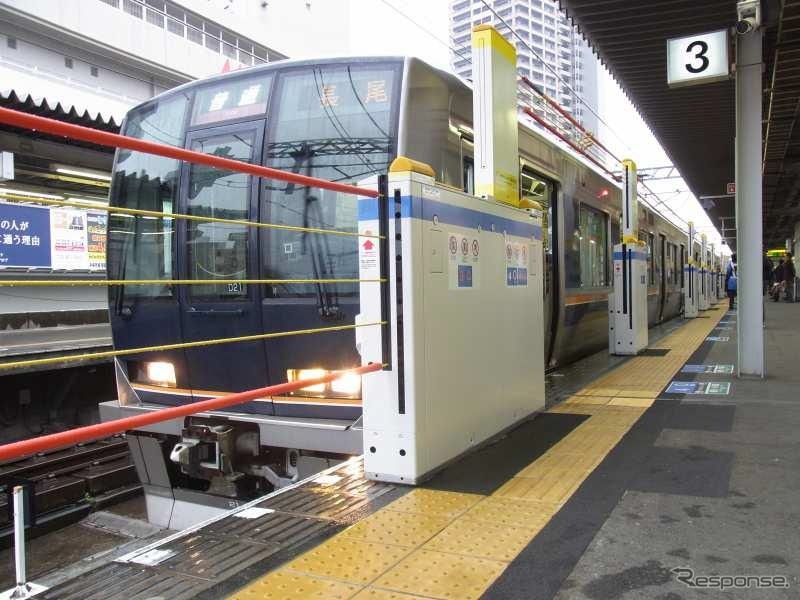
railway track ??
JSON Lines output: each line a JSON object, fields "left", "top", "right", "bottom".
{"left": 0, "top": 436, "right": 140, "bottom": 546}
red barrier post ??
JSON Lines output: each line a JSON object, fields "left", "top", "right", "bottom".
{"left": 0, "top": 107, "right": 379, "bottom": 198}
{"left": 0, "top": 364, "right": 381, "bottom": 463}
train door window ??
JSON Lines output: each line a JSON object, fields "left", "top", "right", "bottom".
{"left": 673, "top": 243, "right": 680, "bottom": 284}
{"left": 463, "top": 156, "right": 474, "bottom": 195}
{"left": 665, "top": 243, "right": 672, "bottom": 284}
{"left": 648, "top": 232, "right": 656, "bottom": 285}
{"left": 680, "top": 244, "right": 686, "bottom": 287}
{"left": 578, "top": 204, "right": 608, "bottom": 287}
{"left": 262, "top": 63, "right": 399, "bottom": 299}
{"left": 520, "top": 165, "right": 554, "bottom": 294}
{"left": 108, "top": 92, "right": 190, "bottom": 299}
{"left": 185, "top": 128, "right": 256, "bottom": 299}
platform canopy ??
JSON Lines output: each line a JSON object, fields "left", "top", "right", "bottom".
{"left": 559, "top": 0, "right": 800, "bottom": 251}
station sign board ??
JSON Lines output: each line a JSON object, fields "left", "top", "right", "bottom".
{"left": 667, "top": 29, "right": 730, "bottom": 87}
{"left": 0, "top": 201, "right": 106, "bottom": 271}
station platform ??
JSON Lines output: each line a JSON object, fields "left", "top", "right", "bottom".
{"left": 27, "top": 301, "right": 799, "bottom": 599}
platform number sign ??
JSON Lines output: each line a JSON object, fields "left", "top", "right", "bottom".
{"left": 667, "top": 29, "right": 730, "bottom": 87}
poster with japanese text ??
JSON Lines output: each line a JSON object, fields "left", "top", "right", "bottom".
{"left": 50, "top": 207, "right": 89, "bottom": 270}
{"left": 87, "top": 211, "right": 107, "bottom": 271}
{"left": 0, "top": 203, "right": 51, "bottom": 268}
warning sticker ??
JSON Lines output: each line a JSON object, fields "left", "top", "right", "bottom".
{"left": 505, "top": 239, "right": 530, "bottom": 288}
{"left": 449, "top": 232, "right": 480, "bottom": 290}
{"left": 359, "top": 230, "right": 379, "bottom": 278}
{"left": 666, "top": 381, "right": 731, "bottom": 395}
{"left": 681, "top": 364, "right": 735, "bottom": 374}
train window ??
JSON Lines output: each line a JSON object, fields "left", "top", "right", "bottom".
{"left": 520, "top": 166, "right": 552, "bottom": 251}
{"left": 185, "top": 129, "right": 255, "bottom": 299}
{"left": 648, "top": 232, "right": 656, "bottom": 285}
{"left": 191, "top": 73, "right": 273, "bottom": 126}
{"left": 108, "top": 92, "right": 190, "bottom": 299}
{"left": 463, "top": 156, "right": 474, "bottom": 195}
{"left": 578, "top": 204, "right": 607, "bottom": 287}
{"left": 262, "top": 63, "right": 398, "bottom": 299}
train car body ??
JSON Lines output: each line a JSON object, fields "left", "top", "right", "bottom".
{"left": 106, "top": 56, "right": 688, "bottom": 511}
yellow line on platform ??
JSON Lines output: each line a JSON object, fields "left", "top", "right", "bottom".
{"left": 230, "top": 305, "right": 727, "bottom": 600}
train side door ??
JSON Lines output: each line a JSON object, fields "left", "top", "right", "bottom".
{"left": 520, "top": 165, "right": 558, "bottom": 366}
{"left": 178, "top": 121, "right": 272, "bottom": 412}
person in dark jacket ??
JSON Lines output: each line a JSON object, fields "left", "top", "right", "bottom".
{"left": 726, "top": 253, "right": 738, "bottom": 310}
{"left": 772, "top": 260, "right": 786, "bottom": 301}
{"left": 784, "top": 253, "right": 796, "bottom": 301}
{"left": 763, "top": 255, "right": 774, "bottom": 294}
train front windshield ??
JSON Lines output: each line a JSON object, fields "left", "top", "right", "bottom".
{"left": 107, "top": 61, "right": 400, "bottom": 411}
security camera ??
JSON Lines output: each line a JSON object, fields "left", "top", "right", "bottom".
{"left": 736, "top": 0, "right": 761, "bottom": 34}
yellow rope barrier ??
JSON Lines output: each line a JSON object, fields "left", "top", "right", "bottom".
{"left": 0, "top": 321, "right": 387, "bottom": 370}
{"left": 0, "top": 278, "right": 385, "bottom": 287}
{"left": 0, "top": 194, "right": 384, "bottom": 240}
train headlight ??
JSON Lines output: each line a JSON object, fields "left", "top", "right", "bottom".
{"left": 144, "top": 361, "right": 176, "bottom": 388}
{"left": 288, "top": 368, "right": 327, "bottom": 393}
{"left": 331, "top": 372, "right": 361, "bottom": 396}
{"left": 286, "top": 368, "right": 362, "bottom": 398}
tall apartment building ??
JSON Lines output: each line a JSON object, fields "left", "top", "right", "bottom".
{"left": 449, "top": 0, "right": 599, "bottom": 135}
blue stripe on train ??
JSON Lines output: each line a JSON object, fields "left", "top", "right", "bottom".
{"left": 359, "top": 196, "right": 542, "bottom": 241}
{"left": 612, "top": 251, "right": 648, "bottom": 261}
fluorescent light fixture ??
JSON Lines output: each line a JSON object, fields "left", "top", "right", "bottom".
{"left": 0, "top": 187, "right": 63, "bottom": 199}
{"left": 67, "top": 196, "right": 109, "bottom": 207}
{"left": 56, "top": 167, "right": 112, "bottom": 182}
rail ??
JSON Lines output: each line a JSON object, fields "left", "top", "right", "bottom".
{"left": 0, "top": 363, "right": 382, "bottom": 462}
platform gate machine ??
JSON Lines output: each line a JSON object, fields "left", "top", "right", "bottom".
{"left": 355, "top": 24, "right": 545, "bottom": 484}
{"left": 609, "top": 159, "right": 648, "bottom": 355}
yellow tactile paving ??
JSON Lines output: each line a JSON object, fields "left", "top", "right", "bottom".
{"left": 373, "top": 549, "right": 507, "bottom": 600}
{"left": 515, "top": 449, "right": 602, "bottom": 478}
{"left": 231, "top": 307, "right": 727, "bottom": 599}
{"left": 548, "top": 428, "right": 626, "bottom": 457}
{"left": 493, "top": 470, "right": 588, "bottom": 505}
{"left": 608, "top": 396, "right": 656, "bottom": 408}
{"left": 229, "top": 570, "right": 362, "bottom": 599}
{"left": 383, "top": 489, "right": 482, "bottom": 519}
{"left": 424, "top": 517, "right": 537, "bottom": 561}
{"left": 284, "top": 537, "right": 412, "bottom": 585}
{"left": 342, "top": 509, "right": 451, "bottom": 548}
{"left": 461, "top": 496, "right": 558, "bottom": 530}
{"left": 352, "top": 588, "right": 428, "bottom": 599}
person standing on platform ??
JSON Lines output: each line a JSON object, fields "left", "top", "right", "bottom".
{"left": 726, "top": 253, "right": 738, "bottom": 310}
{"left": 763, "top": 254, "right": 774, "bottom": 294}
{"left": 772, "top": 259, "right": 786, "bottom": 301}
{"left": 784, "top": 253, "right": 796, "bottom": 302}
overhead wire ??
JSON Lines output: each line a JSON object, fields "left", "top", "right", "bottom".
{"left": 476, "top": 0, "right": 633, "bottom": 156}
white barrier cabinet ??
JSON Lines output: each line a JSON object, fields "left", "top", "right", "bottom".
{"left": 356, "top": 167, "right": 545, "bottom": 484}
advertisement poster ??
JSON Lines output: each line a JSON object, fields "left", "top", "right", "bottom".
{"left": 50, "top": 207, "right": 89, "bottom": 270}
{"left": 0, "top": 203, "right": 51, "bottom": 268}
{"left": 87, "top": 211, "right": 108, "bottom": 271}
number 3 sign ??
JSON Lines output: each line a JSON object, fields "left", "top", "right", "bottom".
{"left": 667, "top": 29, "right": 730, "bottom": 87}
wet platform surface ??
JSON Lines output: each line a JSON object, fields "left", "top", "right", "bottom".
{"left": 19, "top": 301, "right": 800, "bottom": 599}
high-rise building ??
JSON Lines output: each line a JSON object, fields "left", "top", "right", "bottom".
{"left": 449, "top": 0, "right": 598, "bottom": 135}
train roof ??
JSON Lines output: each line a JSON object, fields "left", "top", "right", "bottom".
{"left": 124, "top": 55, "right": 688, "bottom": 238}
